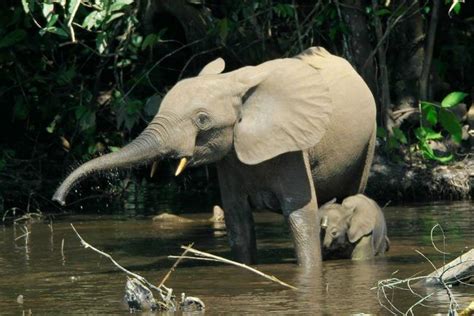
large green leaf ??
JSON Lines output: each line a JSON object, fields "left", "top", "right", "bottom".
{"left": 392, "top": 127, "right": 407, "bottom": 144}
{"left": 39, "top": 26, "right": 68, "bottom": 37}
{"left": 415, "top": 127, "right": 443, "bottom": 141}
{"left": 419, "top": 139, "right": 453, "bottom": 163}
{"left": 420, "top": 101, "right": 437, "bottom": 125}
{"left": 141, "top": 33, "right": 158, "bottom": 50}
{"left": 439, "top": 109, "right": 463, "bottom": 143}
{"left": 441, "top": 91, "right": 468, "bottom": 108}
{"left": 376, "top": 127, "right": 387, "bottom": 138}
{"left": 110, "top": 0, "right": 134, "bottom": 12}
{"left": 42, "top": 3, "right": 54, "bottom": 19}
{"left": 96, "top": 32, "right": 107, "bottom": 54}
{"left": 0, "top": 30, "right": 27, "bottom": 48}
{"left": 21, "top": 0, "right": 32, "bottom": 13}
{"left": 56, "top": 66, "right": 76, "bottom": 85}
{"left": 218, "top": 18, "right": 229, "bottom": 43}
{"left": 83, "top": 11, "right": 106, "bottom": 30}
{"left": 67, "top": 0, "right": 80, "bottom": 17}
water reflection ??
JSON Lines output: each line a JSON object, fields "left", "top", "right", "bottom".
{"left": 0, "top": 201, "right": 472, "bottom": 314}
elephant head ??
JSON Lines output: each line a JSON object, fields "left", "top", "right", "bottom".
{"left": 53, "top": 49, "right": 333, "bottom": 205}
{"left": 319, "top": 198, "right": 375, "bottom": 250}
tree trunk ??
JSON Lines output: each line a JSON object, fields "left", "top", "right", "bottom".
{"left": 419, "top": 0, "right": 441, "bottom": 100}
{"left": 390, "top": 1, "right": 425, "bottom": 111}
{"left": 340, "top": 0, "right": 377, "bottom": 97}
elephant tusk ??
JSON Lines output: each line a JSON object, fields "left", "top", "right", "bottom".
{"left": 150, "top": 161, "right": 158, "bottom": 178}
{"left": 321, "top": 215, "right": 329, "bottom": 229}
{"left": 175, "top": 158, "right": 188, "bottom": 176}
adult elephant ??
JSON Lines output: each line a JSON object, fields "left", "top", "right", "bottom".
{"left": 53, "top": 47, "right": 376, "bottom": 267}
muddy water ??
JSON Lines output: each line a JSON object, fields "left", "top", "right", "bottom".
{"left": 0, "top": 201, "right": 473, "bottom": 315}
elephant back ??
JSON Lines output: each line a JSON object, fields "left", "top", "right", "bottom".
{"left": 297, "top": 48, "right": 377, "bottom": 203}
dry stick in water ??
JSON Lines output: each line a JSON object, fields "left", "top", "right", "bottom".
{"left": 70, "top": 223, "right": 174, "bottom": 307}
{"left": 169, "top": 245, "right": 298, "bottom": 290}
{"left": 61, "top": 238, "right": 66, "bottom": 265}
{"left": 374, "top": 224, "right": 474, "bottom": 315}
{"left": 158, "top": 243, "right": 194, "bottom": 288}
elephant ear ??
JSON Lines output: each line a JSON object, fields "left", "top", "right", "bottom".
{"left": 320, "top": 198, "right": 337, "bottom": 210}
{"left": 199, "top": 58, "right": 225, "bottom": 76}
{"left": 344, "top": 198, "right": 376, "bottom": 243}
{"left": 232, "top": 58, "right": 333, "bottom": 165}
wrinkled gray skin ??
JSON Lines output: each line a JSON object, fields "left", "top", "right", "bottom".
{"left": 319, "top": 194, "right": 389, "bottom": 260}
{"left": 53, "top": 47, "right": 376, "bottom": 267}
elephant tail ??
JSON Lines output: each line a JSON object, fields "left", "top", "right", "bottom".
{"left": 385, "top": 236, "right": 390, "bottom": 252}
{"left": 357, "top": 121, "right": 377, "bottom": 193}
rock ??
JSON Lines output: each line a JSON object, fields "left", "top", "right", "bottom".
{"left": 180, "top": 294, "right": 205, "bottom": 312}
{"left": 124, "top": 277, "right": 158, "bottom": 312}
{"left": 152, "top": 213, "right": 194, "bottom": 223}
{"left": 153, "top": 206, "right": 226, "bottom": 225}
{"left": 209, "top": 205, "right": 225, "bottom": 223}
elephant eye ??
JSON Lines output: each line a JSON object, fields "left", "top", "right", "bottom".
{"left": 194, "top": 112, "right": 211, "bottom": 130}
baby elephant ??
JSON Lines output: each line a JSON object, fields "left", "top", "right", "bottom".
{"left": 319, "top": 194, "right": 389, "bottom": 260}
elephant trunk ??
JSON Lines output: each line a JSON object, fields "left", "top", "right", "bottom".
{"left": 53, "top": 117, "right": 170, "bottom": 206}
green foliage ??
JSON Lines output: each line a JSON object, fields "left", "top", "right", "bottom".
{"left": 0, "top": 0, "right": 170, "bottom": 162}
{"left": 0, "top": 0, "right": 471, "bottom": 211}
{"left": 415, "top": 91, "right": 466, "bottom": 162}
{"left": 378, "top": 91, "right": 466, "bottom": 163}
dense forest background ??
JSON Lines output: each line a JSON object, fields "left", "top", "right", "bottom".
{"left": 0, "top": 0, "right": 472, "bottom": 215}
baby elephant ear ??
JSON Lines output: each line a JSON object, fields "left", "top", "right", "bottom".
{"left": 344, "top": 200, "right": 376, "bottom": 243}
{"left": 199, "top": 58, "right": 225, "bottom": 76}
{"left": 320, "top": 198, "right": 337, "bottom": 210}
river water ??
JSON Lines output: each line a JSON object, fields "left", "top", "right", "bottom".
{"left": 0, "top": 201, "right": 473, "bottom": 315}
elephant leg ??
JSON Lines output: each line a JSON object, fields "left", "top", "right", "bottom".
{"left": 221, "top": 196, "right": 257, "bottom": 264}
{"left": 351, "top": 235, "right": 373, "bottom": 260}
{"left": 282, "top": 153, "right": 322, "bottom": 267}
{"left": 217, "top": 158, "right": 257, "bottom": 264}
{"left": 286, "top": 200, "right": 321, "bottom": 267}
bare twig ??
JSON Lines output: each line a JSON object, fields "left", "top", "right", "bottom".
{"left": 158, "top": 243, "right": 194, "bottom": 288}
{"left": 177, "top": 47, "right": 222, "bottom": 81}
{"left": 67, "top": 0, "right": 81, "bottom": 43}
{"left": 375, "top": 225, "right": 472, "bottom": 315}
{"left": 430, "top": 224, "right": 450, "bottom": 256}
{"left": 170, "top": 245, "right": 298, "bottom": 290}
{"left": 362, "top": 0, "right": 419, "bottom": 71}
{"left": 123, "top": 38, "right": 206, "bottom": 99}
{"left": 15, "top": 225, "right": 30, "bottom": 241}
{"left": 70, "top": 223, "right": 175, "bottom": 309}
{"left": 61, "top": 238, "right": 66, "bottom": 265}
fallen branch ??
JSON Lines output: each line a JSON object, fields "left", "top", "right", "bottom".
{"left": 70, "top": 223, "right": 175, "bottom": 310}
{"left": 423, "top": 248, "right": 474, "bottom": 287}
{"left": 375, "top": 224, "right": 473, "bottom": 315}
{"left": 169, "top": 245, "right": 298, "bottom": 290}
{"left": 158, "top": 243, "right": 194, "bottom": 288}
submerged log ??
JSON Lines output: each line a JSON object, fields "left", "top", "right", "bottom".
{"left": 422, "top": 248, "right": 474, "bottom": 287}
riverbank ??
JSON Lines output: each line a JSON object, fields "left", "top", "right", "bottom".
{"left": 366, "top": 153, "right": 473, "bottom": 203}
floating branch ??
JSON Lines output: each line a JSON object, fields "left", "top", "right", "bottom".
{"left": 70, "top": 223, "right": 175, "bottom": 310}
{"left": 169, "top": 245, "right": 298, "bottom": 290}
{"left": 374, "top": 224, "right": 473, "bottom": 315}
{"left": 423, "top": 248, "right": 474, "bottom": 287}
